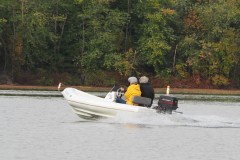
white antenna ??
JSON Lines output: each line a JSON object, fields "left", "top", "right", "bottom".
{"left": 166, "top": 85, "right": 170, "bottom": 95}
{"left": 58, "top": 82, "right": 62, "bottom": 91}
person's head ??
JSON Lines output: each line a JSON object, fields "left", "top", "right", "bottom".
{"left": 128, "top": 76, "right": 138, "bottom": 84}
{"left": 139, "top": 76, "right": 149, "bottom": 83}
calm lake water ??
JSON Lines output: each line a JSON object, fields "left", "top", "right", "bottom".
{"left": 0, "top": 91, "right": 240, "bottom": 160}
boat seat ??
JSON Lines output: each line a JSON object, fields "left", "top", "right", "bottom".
{"left": 132, "top": 96, "right": 152, "bottom": 107}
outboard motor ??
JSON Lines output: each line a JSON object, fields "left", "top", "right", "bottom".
{"left": 155, "top": 95, "right": 178, "bottom": 114}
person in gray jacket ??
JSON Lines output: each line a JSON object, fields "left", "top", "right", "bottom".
{"left": 139, "top": 76, "right": 155, "bottom": 107}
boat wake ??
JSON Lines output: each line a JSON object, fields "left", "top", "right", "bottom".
{"left": 99, "top": 112, "right": 240, "bottom": 128}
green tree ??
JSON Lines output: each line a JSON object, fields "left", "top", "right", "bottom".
{"left": 67, "top": 0, "right": 129, "bottom": 83}
{"left": 0, "top": 17, "right": 7, "bottom": 72}
{"left": 175, "top": 0, "right": 240, "bottom": 87}
{"left": 133, "top": 0, "right": 175, "bottom": 75}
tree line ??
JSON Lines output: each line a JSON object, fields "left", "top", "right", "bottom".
{"left": 0, "top": 0, "right": 239, "bottom": 88}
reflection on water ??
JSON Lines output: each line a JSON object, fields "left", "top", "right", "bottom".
{"left": 0, "top": 89, "right": 62, "bottom": 97}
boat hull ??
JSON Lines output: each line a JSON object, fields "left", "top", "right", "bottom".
{"left": 68, "top": 100, "right": 117, "bottom": 119}
{"left": 62, "top": 88, "right": 153, "bottom": 119}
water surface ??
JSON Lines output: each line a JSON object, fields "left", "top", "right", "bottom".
{"left": 0, "top": 92, "right": 240, "bottom": 160}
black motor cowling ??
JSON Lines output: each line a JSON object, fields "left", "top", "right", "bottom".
{"left": 155, "top": 95, "right": 178, "bottom": 114}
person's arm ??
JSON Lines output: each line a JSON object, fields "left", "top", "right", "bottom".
{"left": 124, "top": 87, "right": 130, "bottom": 99}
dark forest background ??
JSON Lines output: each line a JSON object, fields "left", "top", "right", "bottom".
{"left": 0, "top": 0, "right": 239, "bottom": 88}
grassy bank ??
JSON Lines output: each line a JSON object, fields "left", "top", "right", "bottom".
{"left": 1, "top": 84, "right": 240, "bottom": 95}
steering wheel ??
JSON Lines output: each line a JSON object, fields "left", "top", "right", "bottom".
{"left": 116, "top": 88, "right": 124, "bottom": 98}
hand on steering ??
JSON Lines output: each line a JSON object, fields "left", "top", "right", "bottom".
{"left": 120, "top": 86, "right": 126, "bottom": 92}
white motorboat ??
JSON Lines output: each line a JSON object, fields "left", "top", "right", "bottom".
{"left": 62, "top": 86, "right": 179, "bottom": 119}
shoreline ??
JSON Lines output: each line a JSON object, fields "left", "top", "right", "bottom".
{"left": 1, "top": 84, "right": 240, "bottom": 95}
